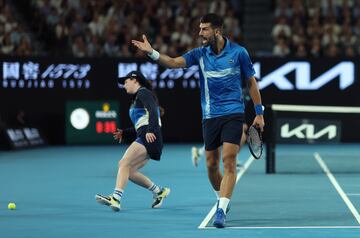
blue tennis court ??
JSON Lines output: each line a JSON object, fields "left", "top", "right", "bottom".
{"left": 1, "top": 144, "right": 360, "bottom": 238}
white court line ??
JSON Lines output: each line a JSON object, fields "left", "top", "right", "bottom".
{"left": 198, "top": 156, "right": 254, "bottom": 229}
{"left": 347, "top": 194, "right": 360, "bottom": 196}
{"left": 202, "top": 226, "right": 360, "bottom": 230}
{"left": 314, "top": 152, "right": 360, "bottom": 224}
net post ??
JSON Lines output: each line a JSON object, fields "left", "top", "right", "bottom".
{"left": 265, "top": 105, "right": 276, "bottom": 173}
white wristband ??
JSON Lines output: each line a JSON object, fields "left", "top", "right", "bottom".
{"left": 147, "top": 49, "right": 160, "bottom": 61}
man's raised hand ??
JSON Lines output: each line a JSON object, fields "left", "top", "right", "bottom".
{"left": 131, "top": 34, "right": 153, "bottom": 54}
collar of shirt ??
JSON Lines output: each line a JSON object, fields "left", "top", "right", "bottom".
{"left": 205, "top": 37, "right": 231, "bottom": 57}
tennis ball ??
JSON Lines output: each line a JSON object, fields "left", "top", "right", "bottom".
{"left": 8, "top": 202, "right": 16, "bottom": 210}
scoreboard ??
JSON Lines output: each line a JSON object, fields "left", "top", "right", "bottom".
{"left": 66, "top": 100, "right": 120, "bottom": 144}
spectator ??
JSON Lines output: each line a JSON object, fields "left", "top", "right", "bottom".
{"left": 272, "top": 0, "right": 360, "bottom": 57}
{"left": 72, "top": 35, "right": 86, "bottom": 57}
{"left": 1, "top": 32, "right": 14, "bottom": 54}
{"left": 294, "top": 43, "right": 307, "bottom": 57}
{"left": 272, "top": 17, "right": 292, "bottom": 40}
{"left": 273, "top": 36, "right": 290, "bottom": 57}
{"left": 310, "top": 37, "right": 322, "bottom": 57}
{"left": 15, "top": 37, "right": 32, "bottom": 56}
{"left": 103, "top": 33, "right": 121, "bottom": 57}
{"left": 344, "top": 46, "right": 355, "bottom": 57}
{"left": 325, "top": 42, "right": 339, "bottom": 57}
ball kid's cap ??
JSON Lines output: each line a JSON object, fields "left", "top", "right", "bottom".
{"left": 118, "top": 71, "right": 147, "bottom": 88}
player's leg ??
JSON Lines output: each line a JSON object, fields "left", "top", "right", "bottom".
{"left": 128, "top": 133, "right": 170, "bottom": 208}
{"left": 129, "top": 166, "right": 170, "bottom": 208}
{"left": 95, "top": 141, "right": 147, "bottom": 211}
{"left": 128, "top": 160, "right": 151, "bottom": 188}
{"left": 239, "top": 124, "right": 248, "bottom": 150}
{"left": 212, "top": 144, "right": 238, "bottom": 228}
{"left": 213, "top": 114, "right": 243, "bottom": 228}
{"left": 205, "top": 148, "right": 222, "bottom": 195}
{"left": 236, "top": 123, "right": 249, "bottom": 168}
{"left": 115, "top": 141, "right": 148, "bottom": 191}
{"left": 220, "top": 142, "right": 239, "bottom": 198}
{"left": 202, "top": 115, "right": 223, "bottom": 194}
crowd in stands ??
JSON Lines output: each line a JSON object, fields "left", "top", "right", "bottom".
{"left": 28, "top": 0, "right": 242, "bottom": 57}
{"left": 4, "top": 0, "right": 360, "bottom": 58}
{"left": 0, "top": 0, "right": 34, "bottom": 56}
{"left": 272, "top": 0, "right": 360, "bottom": 57}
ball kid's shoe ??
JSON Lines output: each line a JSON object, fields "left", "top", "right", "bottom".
{"left": 152, "top": 187, "right": 171, "bottom": 208}
{"left": 95, "top": 194, "right": 121, "bottom": 212}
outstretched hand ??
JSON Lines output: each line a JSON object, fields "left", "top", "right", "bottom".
{"left": 131, "top": 34, "right": 153, "bottom": 54}
{"left": 113, "top": 128, "right": 123, "bottom": 143}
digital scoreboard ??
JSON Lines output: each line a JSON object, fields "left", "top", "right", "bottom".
{"left": 66, "top": 100, "right": 120, "bottom": 144}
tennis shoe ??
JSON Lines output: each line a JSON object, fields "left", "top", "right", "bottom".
{"left": 152, "top": 187, "right": 170, "bottom": 208}
{"left": 192, "top": 146, "right": 200, "bottom": 167}
{"left": 95, "top": 194, "right": 121, "bottom": 212}
{"left": 213, "top": 208, "right": 226, "bottom": 228}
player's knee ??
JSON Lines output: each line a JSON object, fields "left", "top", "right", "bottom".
{"left": 118, "top": 158, "right": 131, "bottom": 169}
{"left": 223, "top": 162, "right": 236, "bottom": 174}
{"left": 206, "top": 158, "right": 219, "bottom": 171}
{"left": 222, "top": 154, "right": 237, "bottom": 173}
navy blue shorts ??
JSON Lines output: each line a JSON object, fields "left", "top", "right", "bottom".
{"left": 136, "top": 126, "right": 163, "bottom": 161}
{"left": 202, "top": 113, "right": 244, "bottom": 151}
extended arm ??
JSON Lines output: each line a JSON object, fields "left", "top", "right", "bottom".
{"left": 132, "top": 35, "right": 186, "bottom": 69}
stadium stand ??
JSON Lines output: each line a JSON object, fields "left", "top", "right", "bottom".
{"left": 272, "top": 0, "right": 360, "bottom": 57}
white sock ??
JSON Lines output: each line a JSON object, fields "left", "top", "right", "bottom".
{"left": 218, "top": 197, "right": 230, "bottom": 213}
{"left": 113, "top": 188, "right": 124, "bottom": 201}
{"left": 214, "top": 190, "right": 220, "bottom": 200}
{"left": 148, "top": 183, "right": 161, "bottom": 194}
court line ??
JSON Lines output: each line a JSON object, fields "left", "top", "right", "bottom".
{"left": 198, "top": 155, "right": 254, "bottom": 229}
{"left": 347, "top": 194, "right": 360, "bottom": 196}
{"left": 202, "top": 226, "right": 360, "bottom": 230}
{"left": 314, "top": 152, "right": 360, "bottom": 224}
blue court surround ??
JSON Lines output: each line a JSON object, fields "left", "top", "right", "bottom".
{"left": 0, "top": 144, "right": 359, "bottom": 238}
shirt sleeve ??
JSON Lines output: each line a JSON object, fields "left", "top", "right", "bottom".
{"left": 239, "top": 47, "right": 256, "bottom": 80}
{"left": 137, "top": 89, "right": 159, "bottom": 133}
{"left": 182, "top": 47, "right": 201, "bottom": 67}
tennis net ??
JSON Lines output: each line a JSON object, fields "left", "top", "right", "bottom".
{"left": 265, "top": 104, "right": 360, "bottom": 174}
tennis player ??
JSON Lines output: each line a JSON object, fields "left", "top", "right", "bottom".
{"left": 132, "top": 13, "right": 264, "bottom": 228}
{"left": 95, "top": 71, "right": 170, "bottom": 211}
{"left": 192, "top": 87, "right": 254, "bottom": 168}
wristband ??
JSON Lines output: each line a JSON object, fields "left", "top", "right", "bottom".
{"left": 147, "top": 49, "right": 160, "bottom": 61}
{"left": 255, "top": 104, "right": 264, "bottom": 115}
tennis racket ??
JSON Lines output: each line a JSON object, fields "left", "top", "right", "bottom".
{"left": 247, "top": 125, "right": 263, "bottom": 159}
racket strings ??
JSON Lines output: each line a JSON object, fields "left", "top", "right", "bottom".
{"left": 248, "top": 126, "right": 262, "bottom": 158}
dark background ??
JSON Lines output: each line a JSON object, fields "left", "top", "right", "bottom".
{"left": 1, "top": 57, "right": 359, "bottom": 145}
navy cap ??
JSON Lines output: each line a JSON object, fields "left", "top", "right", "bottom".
{"left": 118, "top": 71, "right": 147, "bottom": 86}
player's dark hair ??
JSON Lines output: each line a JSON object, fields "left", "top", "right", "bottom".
{"left": 200, "top": 13, "right": 224, "bottom": 29}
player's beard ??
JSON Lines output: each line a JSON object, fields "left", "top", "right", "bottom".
{"left": 201, "top": 34, "right": 216, "bottom": 47}
{"left": 202, "top": 35, "right": 220, "bottom": 54}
